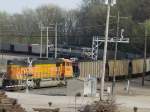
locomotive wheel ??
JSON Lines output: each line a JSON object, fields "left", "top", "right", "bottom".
{"left": 2, "top": 79, "right": 8, "bottom": 89}
{"left": 33, "top": 79, "right": 41, "bottom": 88}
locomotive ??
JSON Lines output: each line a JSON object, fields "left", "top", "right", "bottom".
{"left": 2, "top": 58, "right": 74, "bottom": 89}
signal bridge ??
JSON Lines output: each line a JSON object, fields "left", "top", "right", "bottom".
{"left": 95, "top": 37, "right": 129, "bottom": 43}
{"left": 91, "top": 36, "right": 129, "bottom": 60}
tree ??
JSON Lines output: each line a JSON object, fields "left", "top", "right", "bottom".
{"left": 133, "top": 0, "right": 150, "bottom": 22}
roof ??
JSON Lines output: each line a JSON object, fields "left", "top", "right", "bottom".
{"left": 33, "top": 58, "right": 57, "bottom": 65}
{"left": 7, "top": 59, "right": 27, "bottom": 66}
{"left": 59, "top": 58, "right": 72, "bottom": 63}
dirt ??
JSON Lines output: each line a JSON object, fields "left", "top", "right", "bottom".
{"left": 5, "top": 76, "right": 150, "bottom": 112}
{"left": 119, "top": 107, "right": 150, "bottom": 112}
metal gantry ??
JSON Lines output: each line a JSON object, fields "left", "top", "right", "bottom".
{"left": 91, "top": 36, "right": 129, "bottom": 60}
{"left": 39, "top": 23, "right": 58, "bottom": 58}
{"left": 91, "top": 34, "right": 129, "bottom": 100}
{"left": 92, "top": 36, "right": 102, "bottom": 60}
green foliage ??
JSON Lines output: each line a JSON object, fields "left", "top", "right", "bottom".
{"left": 145, "top": 20, "right": 150, "bottom": 34}
{"left": 0, "top": 0, "right": 150, "bottom": 54}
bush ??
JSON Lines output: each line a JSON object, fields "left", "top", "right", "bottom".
{"left": 81, "top": 100, "right": 117, "bottom": 112}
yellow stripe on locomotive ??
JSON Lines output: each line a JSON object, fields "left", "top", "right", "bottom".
{"left": 7, "top": 58, "right": 73, "bottom": 80}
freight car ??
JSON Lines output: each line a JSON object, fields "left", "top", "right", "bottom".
{"left": 0, "top": 43, "right": 46, "bottom": 55}
{"left": 78, "top": 58, "right": 150, "bottom": 80}
{"left": 79, "top": 60, "right": 103, "bottom": 79}
{"left": 2, "top": 58, "right": 73, "bottom": 89}
{"left": 0, "top": 43, "right": 87, "bottom": 59}
{"left": 108, "top": 60, "right": 129, "bottom": 77}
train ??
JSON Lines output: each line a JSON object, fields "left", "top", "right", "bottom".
{"left": 1, "top": 43, "right": 150, "bottom": 89}
{"left": 0, "top": 43, "right": 89, "bottom": 59}
{"left": 0, "top": 43, "right": 50, "bottom": 55}
{"left": 1, "top": 56, "right": 150, "bottom": 91}
{"left": 2, "top": 58, "right": 75, "bottom": 90}
{"left": 78, "top": 58, "right": 150, "bottom": 80}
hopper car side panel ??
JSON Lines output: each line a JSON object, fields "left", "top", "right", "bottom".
{"left": 132, "top": 59, "right": 144, "bottom": 74}
{"left": 79, "top": 61, "right": 103, "bottom": 79}
{"left": 146, "top": 58, "right": 150, "bottom": 72}
{"left": 108, "top": 60, "right": 129, "bottom": 77}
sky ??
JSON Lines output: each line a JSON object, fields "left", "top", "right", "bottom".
{"left": 0, "top": 0, "right": 82, "bottom": 14}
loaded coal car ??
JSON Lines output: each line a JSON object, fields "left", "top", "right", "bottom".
{"left": 108, "top": 60, "right": 129, "bottom": 79}
{"left": 2, "top": 58, "right": 73, "bottom": 90}
{"left": 78, "top": 60, "right": 103, "bottom": 79}
{"left": 78, "top": 58, "right": 150, "bottom": 81}
{"left": 130, "top": 58, "right": 145, "bottom": 78}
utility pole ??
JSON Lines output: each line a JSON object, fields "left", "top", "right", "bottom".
{"left": 111, "top": 12, "right": 129, "bottom": 95}
{"left": 114, "top": 12, "right": 120, "bottom": 60}
{"left": 101, "top": 1, "right": 111, "bottom": 101}
{"left": 111, "top": 12, "right": 120, "bottom": 95}
{"left": 0, "top": 26, "right": 1, "bottom": 50}
{"left": 55, "top": 23, "right": 58, "bottom": 59}
{"left": 138, "top": 21, "right": 148, "bottom": 86}
{"left": 95, "top": 0, "right": 116, "bottom": 100}
{"left": 142, "top": 22, "right": 148, "bottom": 86}
{"left": 40, "top": 24, "right": 43, "bottom": 58}
{"left": 46, "top": 27, "right": 49, "bottom": 58}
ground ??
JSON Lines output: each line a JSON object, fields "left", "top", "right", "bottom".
{"left": 5, "top": 75, "right": 150, "bottom": 112}
{"left": 6, "top": 92, "right": 150, "bottom": 112}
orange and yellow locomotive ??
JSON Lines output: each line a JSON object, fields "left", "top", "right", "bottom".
{"left": 3, "top": 58, "right": 73, "bottom": 89}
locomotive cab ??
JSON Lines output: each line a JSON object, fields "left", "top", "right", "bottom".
{"left": 57, "top": 58, "right": 73, "bottom": 79}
